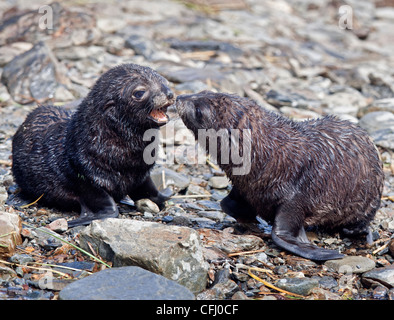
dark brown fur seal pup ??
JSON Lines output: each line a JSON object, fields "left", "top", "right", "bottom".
{"left": 12, "top": 63, "right": 174, "bottom": 227}
{"left": 176, "top": 91, "right": 384, "bottom": 261}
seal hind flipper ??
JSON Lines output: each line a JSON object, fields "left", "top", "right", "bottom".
{"left": 272, "top": 208, "right": 344, "bottom": 261}
{"left": 68, "top": 188, "right": 119, "bottom": 227}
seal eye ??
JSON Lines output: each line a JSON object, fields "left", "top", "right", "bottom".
{"left": 195, "top": 107, "right": 202, "bottom": 121}
{"left": 133, "top": 90, "right": 145, "bottom": 99}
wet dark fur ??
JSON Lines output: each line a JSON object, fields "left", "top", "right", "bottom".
{"left": 176, "top": 91, "right": 384, "bottom": 260}
{"left": 12, "top": 64, "right": 174, "bottom": 225}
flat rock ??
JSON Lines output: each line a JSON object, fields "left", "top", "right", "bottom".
{"left": 150, "top": 167, "right": 190, "bottom": 192}
{"left": 198, "top": 228, "right": 264, "bottom": 254}
{"left": 324, "top": 256, "right": 376, "bottom": 274}
{"left": 0, "top": 211, "right": 22, "bottom": 258}
{"left": 59, "top": 266, "right": 195, "bottom": 300}
{"left": 362, "top": 266, "right": 394, "bottom": 288}
{"left": 209, "top": 176, "right": 230, "bottom": 189}
{"left": 1, "top": 41, "right": 68, "bottom": 104}
{"left": 79, "top": 218, "right": 208, "bottom": 293}
{"left": 275, "top": 277, "right": 319, "bottom": 296}
{"left": 358, "top": 111, "right": 394, "bottom": 135}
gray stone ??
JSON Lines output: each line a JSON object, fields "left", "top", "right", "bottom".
{"left": 197, "top": 210, "right": 227, "bottom": 222}
{"left": 324, "top": 256, "right": 376, "bottom": 274}
{"left": 370, "top": 128, "right": 394, "bottom": 150}
{"left": 209, "top": 176, "right": 230, "bottom": 189}
{"left": 0, "top": 211, "right": 22, "bottom": 259}
{"left": 1, "top": 42, "right": 67, "bottom": 104}
{"left": 150, "top": 167, "right": 190, "bottom": 192}
{"left": 79, "top": 219, "right": 208, "bottom": 293}
{"left": 135, "top": 199, "right": 160, "bottom": 214}
{"left": 362, "top": 266, "right": 394, "bottom": 288}
{"left": 359, "top": 111, "right": 394, "bottom": 135}
{"left": 275, "top": 277, "right": 319, "bottom": 296}
{"left": 59, "top": 266, "right": 195, "bottom": 300}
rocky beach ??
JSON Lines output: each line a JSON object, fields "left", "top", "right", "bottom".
{"left": 0, "top": 0, "right": 394, "bottom": 300}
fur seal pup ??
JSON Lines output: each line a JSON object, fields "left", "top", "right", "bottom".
{"left": 12, "top": 63, "right": 174, "bottom": 227}
{"left": 176, "top": 91, "right": 384, "bottom": 261}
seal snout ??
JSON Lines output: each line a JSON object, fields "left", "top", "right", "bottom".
{"left": 175, "top": 94, "right": 194, "bottom": 115}
{"left": 148, "top": 85, "right": 175, "bottom": 126}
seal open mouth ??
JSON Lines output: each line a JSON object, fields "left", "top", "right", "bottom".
{"left": 148, "top": 103, "right": 171, "bottom": 125}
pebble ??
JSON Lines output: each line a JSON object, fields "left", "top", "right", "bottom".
{"left": 135, "top": 199, "right": 160, "bottom": 214}
{"left": 59, "top": 266, "right": 195, "bottom": 300}
{"left": 46, "top": 218, "right": 68, "bottom": 233}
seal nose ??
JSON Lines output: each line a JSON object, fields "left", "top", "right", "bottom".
{"left": 162, "top": 84, "right": 174, "bottom": 100}
{"left": 167, "top": 91, "right": 174, "bottom": 100}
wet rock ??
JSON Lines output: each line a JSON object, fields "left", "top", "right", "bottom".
{"left": 209, "top": 176, "right": 230, "bottom": 189}
{"left": 150, "top": 167, "right": 190, "bottom": 192}
{"left": 160, "top": 66, "right": 225, "bottom": 84}
{"left": 79, "top": 218, "right": 208, "bottom": 293}
{"left": 1, "top": 41, "right": 68, "bottom": 104}
{"left": 372, "top": 285, "right": 389, "bottom": 300}
{"left": 96, "top": 18, "right": 127, "bottom": 34}
{"left": 275, "top": 277, "right": 319, "bottom": 296}
{"left": 9, "top": 253, "right": 34, "bottom": 264}
{"left": 135, "top": 199, "right": 160, "bottom": 214}
{"left": 29, "top": 226, "right": 64, "bottom": 250}
{"left": 0, "top": 265, "right": 17, "bottom": 281}
{"left": 370, "top": 128, "right": 394, "bottom": 150}
{"left": 186, "top": 184, "right": 212, "bottom": 197}
{"left": 46, "top": 218, "right": 68, "bottom": 233}
{"left": 0, "top": 211, "right": 22, "bottom": 259}
{"left": 358, "top": 111, "right": 394, "bottom": 135}
{"left": 0, "top": 2, "right": 100, "bottom": 48}
{"left": 362, "top": 266, "right": 394, "bottom": 288}
{"left": 197, "top": 210, "right": 226, "bottom": 222}
{"left": 198, "top": 228, "right": 264, "bottom": 254}
{"left": 324, "top": 256, "right": 376, "bottom": 274}
{"left": 0, "top": 42, "right": 33, "bottom": 67}
{"left": 59, "top": 266, "right": 195, "bottom": 300}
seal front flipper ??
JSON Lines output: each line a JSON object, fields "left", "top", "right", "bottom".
{"left": 272, "top": 207, "right": 344, "bottom": 261}
{"left": 67, "top": 188, "right": 119, "bottom": 228}
{"left": 129, "top": 176, "right": 170, "bottom": 210}
{"left": 220, "top": 187, "right": 257, "bottom": 223}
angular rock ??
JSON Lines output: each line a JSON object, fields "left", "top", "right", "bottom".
{"left": 362, "top": 266, "right": 394, "bottom": 288}
{"left": 59, "top": 266, "right": 195, "bottom": 300}
{"left": 1, "top": 41, "right": 68, "bottom": 104}
{"left": 275, "top": 277, "right": 319, "bottom": 296}
{"left": 150, "top": 167, "right": 190, "bottom": 192}
{"left": 324, "top": 256, "right": 376, "bottom": 274}
{"left": 0, "top": 211, "right": 22, "bottom": 259}
{"left": 0, "top": 2, "right": 100, "bottom": 48}
{"left": 198, "top": 228, "right": 264, "bottom": 254}
{"left": 209, "top": 176, "right": 230, "bottom": 189}
{"left": 79, "top": 219, "right": 208, "bottom": 293}
{"left": 358, "top": 111, "right": 394, "bottom": 135}
{"left": 46, "top": 218, "right": 68, "bottom": 233}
